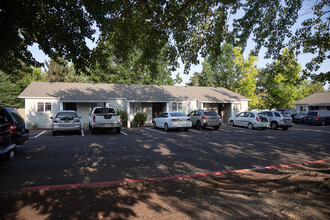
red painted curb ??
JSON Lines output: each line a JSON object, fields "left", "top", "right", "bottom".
{"left": 21, "top": 159, "right": 330, "bottom": 192}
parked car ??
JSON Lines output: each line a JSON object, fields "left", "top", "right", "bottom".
{"left": 259, "top": 111, "right": 293, "bottom": 130}
{"left": 0, "top": 113, "right": 16, "bottom": 166}
{"left": 228, "top": 111, "right": 269, "bottom": 130}
{"left": 187, "top": 110, "right": 222, "bottom": 130}
{"left": 0, "top": 106, "right": 29, "bottom": 145}
{"left": 304, "top": 110, "right": 330, "bottom": 126}
{"left": 89, "top": 107, "right": 122, "bottom": 134}
{"left": 153, "top": 112, "right": 192, "bottom": 131}
{"left": 51, "top": 110, "right": 81, "bottom": 136}
{"left": 277, "top": 109, "right": 298, "bottom": 118}
{"left": 293, "top": 112, "right": 307, "bottom": 124}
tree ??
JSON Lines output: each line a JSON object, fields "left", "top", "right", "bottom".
{"left": 258, "top": 48, "right": 304, "bottom": 109}
{"left": 89, "top": 42, "right": 181, "bottom": 85}
{"left": 1, "top": 1, "right": 328, "bottom": 82}
{"left": 45, "top": 57, "right": 71, "bottom": 82}
{"left": 186, "top": 72, "right": 202, "bottom": 86}
{"left": 0, "top": 67, "right": 47, "bottom": 108}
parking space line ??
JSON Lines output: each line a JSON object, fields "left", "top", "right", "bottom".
{"left": 120, "top": 131, "right": 128, "bottom": 136}
{"left": 33, "top": 130, "right": 46, "bottom": 139}
{"left": 145, "top": 128, "right": 167, "bottom": 135}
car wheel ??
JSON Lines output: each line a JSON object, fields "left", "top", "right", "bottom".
{"left": 164, "top": 123, "right": 169, "bottom": 132}
{"left": 91, "top": 127, "right": 96, "bottom": 134}
{"left": 229, "top": 120, "right": 234, "bottom": 126}
{"left": 196, "top": 121, "right": 201, "bottom": 130}
{"left": 282, "top": 126, "right": 289, "bottom": 130}
{"left": 89, "top": 123, "right": 92, "bottom": 130}
{"left": 184, "top": 128, "right": 189, "bottom": 131}
{"left": 214, "top": 126, "right": 219, "bottom": 130}
{"left": 153, "top": 121, "right": 157, "bottom": 128}
{"left": 52, "top": 131, "right": 56, "bottom": 136}
{"left": 247, "top": 123, "right": 253, "bottom": 130}
{"left": 321, "top": 120, "right": 326, "bottom": 126}
{"left": 271, "top": 122, "right": 278, "bottom": 130}
{"left": 115, "top": 127, "right": 121, "bottom": 134}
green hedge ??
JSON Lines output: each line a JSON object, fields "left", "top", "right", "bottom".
{"left": 133, "top": 113, "right": 147, "bottom": 127}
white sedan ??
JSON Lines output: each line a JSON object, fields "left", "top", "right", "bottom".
{"left": 153, "top": 111, "right": 192, "bottom": 131}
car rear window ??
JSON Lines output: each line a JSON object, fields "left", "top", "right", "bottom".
{"left": 204, "top": 111, "right": 218, "bottom": 116}
{"left": 94, "top": 108, "right": 115, "bottom": 114}
{"left": 56, "top": 112, "right": 78, "bottom": 119}
{"left": 9, "top": 110, "right": 24, "bottom": 122}
{"left": 307, "top": 112, "right": 318, "bottom": 116}
{"left": 170, "top": 112, "right": 186, "bottom": 117}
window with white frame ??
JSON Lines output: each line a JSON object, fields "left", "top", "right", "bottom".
{"left": 37, "top": 102, "right": 52, "bottom": 112}
{"left": 172, "top": 102, "right": 183, "bottom": 111}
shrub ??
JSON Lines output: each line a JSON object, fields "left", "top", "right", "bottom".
{"left": 133, "top": 113, "right": 147, "bottom": 127}
{"left": 117, "top": 109, "right": 127, "bottom": 127}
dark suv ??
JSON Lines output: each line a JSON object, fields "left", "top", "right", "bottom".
{"left": 305, "top": 110, "right": 330, "bottom": 126}
{"left": 0, "top": 107, "right": 29, "bottom": 145}
{"left": 0, "top": 112, "right": 16, "bottom": 165}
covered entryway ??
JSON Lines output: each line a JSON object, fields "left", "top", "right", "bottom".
{"left": 152, "top": 103, "right": 167, "bottom": 120}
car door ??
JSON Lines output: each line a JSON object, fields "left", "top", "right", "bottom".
{"left": 235, "top": 112, "right": 245, "bottom": 126}
{"left": 155, "top": 113, "right": 165, "bottom": 128}
{"left": 187, "top": 111, "right": 197, "bottom": 126}
{"left": 241, "top": 112, "right": 251, "bottom": 127}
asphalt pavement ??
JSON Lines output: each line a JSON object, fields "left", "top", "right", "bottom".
{"left": 1, "top": 123, "right": 329, "bottom": 192}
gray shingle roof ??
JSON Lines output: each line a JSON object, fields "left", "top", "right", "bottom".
{"left": 293, "top": 92, "right": 330, "bottom": 106}
{"left": 19, "top": 82, "right": 250, "bottom": 103}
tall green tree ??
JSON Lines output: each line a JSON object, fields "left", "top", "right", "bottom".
{"left": 0, "top": 67, "right": 47, "bottom": 108}
{"left": 258, "top": 48, "right": 304, "bottom": 109}
{"left": 89, "top": 42, "right": 181, "bottom": 85}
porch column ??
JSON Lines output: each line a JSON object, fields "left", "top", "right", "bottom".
{"left": 230, "top": 103, "right": 233, "bottom": 119}
{"left": 60, "top": 101, "right": 63, "bottom": 110}
{"left": 166, "top": 102, "right": 170, "bottom": 112}
{"left": 126, "top": 101, "right": 131, "bottom": 128}
{"left": 201, "top": 102, "right": 204, "bottom": 110}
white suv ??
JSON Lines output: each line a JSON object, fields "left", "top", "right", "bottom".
{"left": 260, "top": 111, "right": 293, "bottom": 130}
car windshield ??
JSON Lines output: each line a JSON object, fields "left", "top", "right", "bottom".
{"left": 94, "top": 108, "right": 115, "bottom": 114}
{"left": 307, "top": 112, "right": 318, "bottom": 117}
{"left": 56, "top": 112, "right": 77, "bottom": 119}
{"left": 204, "top": 111, "right": 218, "bottom": 116}
{"left": 170, "top": 112, "right": 186, "bottom": 117}
{"left": 282, "top": 113, "right": 291, "bottom": 117}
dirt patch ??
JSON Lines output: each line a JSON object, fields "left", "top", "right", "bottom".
{"left": 1, "top": 162, "right": 329, "bottom": 220}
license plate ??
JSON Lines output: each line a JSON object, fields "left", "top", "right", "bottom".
{"left": 104, "top": 124, "right": 113, "bottom": 127}
{"left": 10, "top": 151, "right": 14, "bottom": 159}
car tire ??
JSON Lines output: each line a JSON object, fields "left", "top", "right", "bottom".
{"left": 196, "top": 121, "right": 201, "bottom": 130}
{"left": 229, "top": 120, "right": 234, "bottom": 126}
{"left": 247, "top": 123, "right": 253, "bottom": 130}
{"left": 52, "top": 131, "right": 56, "bottom": 136}
{"left": 164, "top": 123, "right": 169, "bottom": 132}
{"left": 214, "top": 126, "right": 219, "bottom": 130}
{"left": 115, "top": 127, "right": 121, "bottom": 134}
{"left": 282, "top": 126, "right": 289, "bottom": 130}
{"left": 321, "top": 120, "right": 326, "bottom": 126}
{"left": 89, "top": 124, "right": 92, "bottom": 130}
{"left": 153, "top": 121, "right": 157, "bottom": 128}
{"left": 271, "top": 122, "right": 278, "bottom": 130}
{"left": 91, "top": 127, "right": 96, "bottom": 134}
{"left": 184, "top": 128, "right": 189, "bottom": 131}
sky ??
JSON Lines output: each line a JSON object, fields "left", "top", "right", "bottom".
{"left": 28, "top": 2, "right": 329, "bottom": 89}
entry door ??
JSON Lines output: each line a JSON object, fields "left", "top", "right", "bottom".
{"left": 64, "top": 103, "right": 77, "bottom": 111}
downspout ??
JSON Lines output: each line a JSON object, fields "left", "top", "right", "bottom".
{"left": 123, "top": 98, "right": 131, "bottom": 128}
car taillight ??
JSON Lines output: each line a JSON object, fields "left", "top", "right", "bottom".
{"left": 187, "top": 118, "right": 191, "bottom": 121}
{"left": 316, "top": 116, "right": 319, "bottom": 119}
{"left": 120, "top": 115, "right": 123, "bottom": 121}
{"left": 256, "top": 117, "right": 260, "bottom": 122}
{"left": 8, "top": 124, "right": 17, "bottom": 133}
{"left": 172, "top": 118, "right": 178, "bottom": 121}
{"left": 53, "top": 120, "right": 58, "bottom": 123}
{"left": 219, "top": 116, "right": 222, "bottom": 120}
{"left": 93, "top": 115, "right": 96, "bottom": 123}
{"left": 75, "top": 120, "right": 80, "bottom": 123}
{"left": 202, "top": 116, "right": 207, "bottom": 120}
{"left": 302, "top": 116, "right": 306, "bottom": 118}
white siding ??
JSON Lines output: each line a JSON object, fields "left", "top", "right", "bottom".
{"left": 25, "top": 98, "right": 60, "bottom": 129}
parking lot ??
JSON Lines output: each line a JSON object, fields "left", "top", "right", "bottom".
{"left": 1, "top": 124, "right": 329, "bottom": 192}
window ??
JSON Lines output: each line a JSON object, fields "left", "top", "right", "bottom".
{"left": 237, "top": 112, "right": 245, "bottom": 117}
{"left": 178, "top": 103, "right": 183, "bottom": 111}
{"left": 274, "top": 112, "right": 281, "bottom": 117}
{"left": 37, "top": 102, "right": 52, "bottom": 112}
{"left": 233, "top": 103, "right": 241, "bottom": 110}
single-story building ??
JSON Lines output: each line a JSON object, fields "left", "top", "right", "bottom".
{"left": 18, "top": 82, "right": 250, "bottom": 128}
{"left": 293, "top": 92, "right": 330, "bottom": 112}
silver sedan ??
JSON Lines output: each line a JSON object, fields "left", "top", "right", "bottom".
{"left": 228, "top": 111, "right": 269, "bottom": 130}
